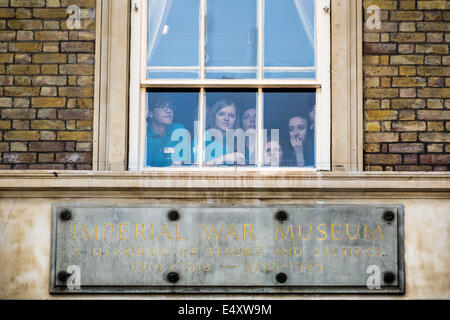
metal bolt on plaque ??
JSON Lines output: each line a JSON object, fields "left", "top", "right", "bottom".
{"left": 275, "top": 210, "right": 288, "bottom": 222}
{"left": 383, "top": 272, "right": 395, "bottom": 284}
{"left": 168, "top": 210, "right": 180, "bottom": 221}
{"left": 58, "top": 271, "right": 71, "bottom": 283}
{"left": 276, "top": 273, "right": 288, "bottom": 284}
{"left": 59, "top": 209, "right": 71, "bottom": 221}
{"left": 383, "top": 211, "right": 395, "bottom": 222}
{"left": 166, "top": 272, "right": 180, "bottom": 283}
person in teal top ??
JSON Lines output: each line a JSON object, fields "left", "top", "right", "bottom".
{"left": 204, "top": 99, "right": 250, "bottom": 166}
{"left": 146, "top": 96, "right": 188, "bottom": 167}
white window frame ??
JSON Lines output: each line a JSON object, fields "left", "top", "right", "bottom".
{"left": 128, "top": 0, "right": 330, "bottom": 172}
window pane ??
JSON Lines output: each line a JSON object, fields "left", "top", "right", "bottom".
{"left": 263, "top": 90, "right": 315, "bottom": 167}
{"left": 147, "top": 0, "right": 200, "bottom": 78}
{"left": 146, "top": 91, "right": 199, "bottom": 167}
{"left": 206, "top": 0, "right": 258, "bottom": 79}
{"left": 204, "top": 91, "right": 257, "bottom": 166}
{"left": 264, "top": 0, "right": 316, "bottom": 78}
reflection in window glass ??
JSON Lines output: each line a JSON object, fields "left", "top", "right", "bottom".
{"left": 146, "top": 91, "right": 199, "bottom": 167}
{"left": 206, "top": 0, "right": 257, "bottom": 79}
{"left": 263, "top": 90, "right": 315, "bottom": 167}
{"left": 147, "top": 0, "right": 200, "bottom": 78}
{"left": 204, "top": 91, "right": 257, "bottom": 166}
{"left": 264, "top": 0, "right": 316, "bottom": 79}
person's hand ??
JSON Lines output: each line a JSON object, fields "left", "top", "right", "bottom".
{"left": 290, "top": 136, "right": 303, "bottom": 154}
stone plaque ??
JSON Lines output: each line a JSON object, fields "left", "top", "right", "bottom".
{"left": 50, "top": 204, "right": 404, "bottom": 293}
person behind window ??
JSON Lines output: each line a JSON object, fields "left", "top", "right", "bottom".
{"left": 146, "top": 96, "right": 187, "bottom": 167}
{"left": 264, "top": 139, "right": 285, "bottom": 167}
{"left": 241, "top": 106, "right": 257, "bottom": 165}
{"left": 205, "top": 99, "right": 247, "bottom": 165}
{"left": 284, "top": 111, "right": 315, "bottom": 167}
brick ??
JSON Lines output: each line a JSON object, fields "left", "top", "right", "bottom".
{"left": 32, "top": 8, "right": 67, "bottom": 18}
{"left": 365, "top": 88, "right": 398, "bottom": 98}
{"left": 59, "top": 64, "right": 94, "bottom": 75}
{"left": 427, "top": 122, "right": 444, "bottom": 131}
{"left": 0, "top": 98, "right": 13, "bottom": 107}
{"left": 365, "top": 121, "right": 381, "bottom": 132}
{"left": 428, "top": 77, "right": 444, "bottom": 88}
{"left": 389, "top": 143, "right": 425, "bottom": 153}
{"left": 0, "top": 75, "right": 12, "bottom": 85}
{"left": 364, "top": 66, "right": 398, "bottom": 76}
{"left": 391, "top": 33, "right": 426, "bottom": 42}
{"left": 15, "top": 8, "right": 32, "bottom": 18}
{"left": 427, "top": 99, "right": 444, "bottom": 109}
{"left": 3, "top": 153, "right": 36, "bottom": 164}
{"left": 55, "top": 152, "right": 91, "bottom": 163}
{"left": 399, "top": 110, "right": 416, "bottom": 120}
{"left": 13, "top": 98, "right": 30, "bottom": 108}
{"left": 365, "top": 154, "right": 402, "bottom": 165}
{"left": 418, "top": 133, "right": 450, "bottom": 142}
{"left": 365, "top": 132, "right": 399, "bottom": 143}
{"left": 416, "top": 22, "right": 449, "bottom": 32}
{"left": 58, "top": 109, "right": 92, "bottom": 120}
{"left": 390, "top": 55, "right": 424, "bottom": 65}
{"left": 365, "top": 110, "right": 398, "bottom": 121}
{"left": 417, "top": 110, "right": 450, "bottom": 121}
{"left": 32, "top": 53, "right": 67, "bottom": 64}
{"left": 61, "top": 42, "right": 94, "bottom": 52}
{"left": 4, "top": 87, "right": 40, "bottom": 97}
{"left": 32, "top": 75, "right": 67, "bottom": 86}
{"left": 394, "top": 165, "right": 433, "bottom": 171}
{"left": 30, "top": 120, "right": 65, "bottom": 130}
{"left": 417, "top": 1, "right": 447, "bottom": 10}
{"left": 0, "top": 120, "right": 11, "bottom": 129}
{"left": 11, "top": 0, "right": 46, "bottom": 6}
{"left": 0, "top": 30, "right": 16, "bottom": 41}
{"left": 57, "top": 131, "right": 92, "bottom": 141}
{"left": 15, "top": 53, "right": 32, "bottom": 64}
{"left": 399, "top": 1, "right": 416, "bottom": 10}
{"left": 392, "top": 121, "right": 426, "bottom": 131}
{"left": 399, "top": 66, "right": 416, "bottom": 76}
{"left": 10, "top": 142, "right": 27, "bottom": 152}
{"left": 400, "top": 132, "right": 418, "bottom": 142}
{"left": 9, "top": 42, "right": 42, "bottom": 52}
{"left": 6, "top": 64, "right": 40, "bottom": 75}
{"left": 364, "top": 143, "right": 380, "bottom": 153}
{"left": 32, "top": 97, "right": 66, "bottom": 108}
{"left": 416, "top": 44, "right": 449, "bottom": 55}
{"left": 417, "top": 66, "right": 450, "bottom": 77}
{"left": 363, "top": 43, "right": 397, "bottom": 55}
{"left": 8, "top": 20, "right": 42, "bottom": 30}
{"left": 35, "top": 31, "right": 68, "bottom": 41}
{"left": 1, "top": 108, "right": 35, "bottom": 119}
{"left": 424, "top": 56, "right": 441, "bottom": 66}
{"left": 58, "top": 87, "right": 94, "bottom": 97}
{"left": 419, "top": 154, "right": 450, "bottom": 165}
{"left": 38, "top": 153, "right": 55, "bottom": 163}
{"left": 4, "top": 131, "right": 40, "bottom": 141}
{"left": 392, "top": 77, "right": 427, "bottom": 87}
{"left": 418, "top": 88, "right": 450, "bottom": 98}
{"left": 390, "top": 11, "right": 423, "bottom": 21}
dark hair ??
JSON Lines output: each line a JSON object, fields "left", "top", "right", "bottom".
{"left": 206, "top": 99, "right": 240, "bottom": 130}
{"left": 148, "top": 93, "right": 175, "bottom": 111}
{"left": 285, "top": 111, "right": 315, "bottom": 167}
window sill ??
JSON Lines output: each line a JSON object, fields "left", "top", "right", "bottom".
{"left": 0, "top": 170, "right": 448, "bottom": 193}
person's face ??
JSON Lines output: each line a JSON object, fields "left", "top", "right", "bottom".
{"left": 242, "top": 108, "right": 256, "bottom": 130}
{"left": 215, "top": 105, "right": 236, "bottom": 133}
{"left": 264, "top": 140, "right": 283, "bottom": 165}
{"left": 149, "top": 103, "right": 174, "bottom": 126}
{"left": 288, "top": 117, "right": 307, "bottom": 143}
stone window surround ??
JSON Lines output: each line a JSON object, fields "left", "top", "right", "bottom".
{"left": 93, "top": 0, "right": 364, "bottom": 172}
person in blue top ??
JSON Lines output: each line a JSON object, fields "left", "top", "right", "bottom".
{"left": 146, "top": 95, "right": 187, "bottom": 167}
{"left": 204, "top": 99, "right": 249, "bottom": 166}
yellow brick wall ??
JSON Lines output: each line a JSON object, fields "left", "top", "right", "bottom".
{"left": 363, "top": 0, "right": 450, "bottom": 171}
{"left": 0, "top": 0, "right": 95, "bottom": 169}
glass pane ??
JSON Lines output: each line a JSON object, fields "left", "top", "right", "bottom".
{"left": 204, "top": 91, "right": 257, "bottom": 166}
{"left": 264, "top": 0, "right": 316, "bottom": 77}
{"left": 263, "top": 90, "right": 316, "bottom": 168}
{"left": 146, "top": 91, "right": 199, "bottom": 167}
{"left": 147, "top": 0, "right": 200, "bottom": 78}
{"left": 206, "top": 0, "right": 257, "bottom": 79}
